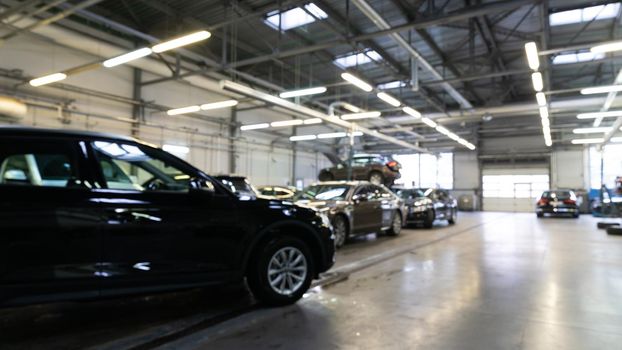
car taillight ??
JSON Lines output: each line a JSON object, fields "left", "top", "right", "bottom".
{"left": 538, "top": 198, "right": 549, "bottom": 206}
{"left": 386, "top": 160, "right": 400, "bottom": 170}
{"left": 563, "top": 199, "right": 576, "bottom": 205}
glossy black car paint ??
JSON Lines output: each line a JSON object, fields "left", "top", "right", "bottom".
{"left": 396, "top": 188, "right": 458, "bottom": 227}
{"left": 0, "top": 127, "right": 335, "bottom": 307}
{"left": 295, "top": 181, "right": 406, "bottom": 244}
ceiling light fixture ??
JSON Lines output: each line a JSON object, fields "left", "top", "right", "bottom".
{"left": 539, "top": 107, "right": 549, "bottom": 119}
{"left": 29, "top": 72, "right": 67, "bottom": 87}
{"left": 270, "top": 119, "right": 304, "bottom": 127}
{"left": 572, "top": 127, "right": 613, "bottom": 134}
{"left": 577, "top": 111, "right": 622, "bottom": 119}
{"left": 240, "top": 123, "right": 270, "bottom": 131}
{"left": 436, "top": 125, "right": 450, "bottom": 135}
{"left": 341, "top": 72, "right": 373, "bottom": 92}
{"left": 402, "top": 106, "right": 421, "bottom": 119}
{"left": 376, "top": 92, "right": 401, "bottom": 107}
{"left": 303, "top": 118, "right": 323, "bottom": 125}
{"left": 103, "top": 48, "right": 152, "bottom": 67}
{"left": 167, "top": 105, "right": 200, "bottom": 115}
{"left": 152, "top": 30, "right": 211, "bottom": 53}
{"left": 340, "top": 111, "right": 381, "bottom": 120}
{"left": 571, "top": 138, "right": 604, "bottom": 144}
{"left": 580, "top": 85, "right": 622, "bottom": 95}
{"left": 524, "top": 42, "right": 540, "bottom": 70}
{"left": 591, "top": 40, "right": 622, "bottom": 53}
{"left": 536, "top": 92, "right": 547, "bottom": 106}
{"left": 200, "top": 100, "right": 238, "bottom": 110}
{"left": 317, "top": 132, "right": 347, "bottom": 139}
{"left": 531, "top": 72, "right": 543, "bottom": 92}
{"left": 342, "top": 103, "right": 361, "bottom": 113}
{"left": 421, "top": 117, "right": 437, "bottom": 128}
{"left": 279, "top": 86, "right": 327, "bottom": 98}
{"left": 290, "top": 135, "right": 317, "bottom": 141}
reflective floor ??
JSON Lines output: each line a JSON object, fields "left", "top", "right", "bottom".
{"left": 3, "top": 212, "right": 622, "bottom": 350}
{"left": 161, "top": 212, "right": 622, "bottom": 350}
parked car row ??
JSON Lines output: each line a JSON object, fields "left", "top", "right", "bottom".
{"left": 0, "top": 127, "right": 461, "bottom": 309}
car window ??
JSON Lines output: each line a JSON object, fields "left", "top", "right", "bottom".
{"left": 0, "top": 139, "right": 81, "bottom": 188}
{"left": 296, "top": 185, "right": 351, "bottom": 201}
{"left": 354, "top": 185, "right": 373, "bottom": 199}
{"left": 92, "top": 141, "right": 196, "bottom": 192}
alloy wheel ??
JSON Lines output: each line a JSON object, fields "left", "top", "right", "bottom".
{"left": 267, "top": 247, "right": 308, "bottom": 296}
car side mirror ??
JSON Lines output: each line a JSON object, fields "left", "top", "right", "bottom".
{"left": 189, "top": 177, "right": 215, "bottom": 196}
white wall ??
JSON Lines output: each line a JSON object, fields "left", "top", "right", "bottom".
{"left": 0, "top": 33, "right": 331, "bottom": 188}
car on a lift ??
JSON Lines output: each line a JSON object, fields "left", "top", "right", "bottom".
{"left": 0, "top": 127, "right": 335, "bottom": 307}
{"left": 395, "top": 188, "right": 458, "bottom": 228}
{"left": 536, "top": 190, "right": 580, "bottom": 218}
{"left": 317, "top": 154, "right": 401, "bottom": 186}
{"left": 294, "top": 181, "right": 406, "bottom": 248}
{"left": 256, "top": 185, "right": 298, "bottom": 200}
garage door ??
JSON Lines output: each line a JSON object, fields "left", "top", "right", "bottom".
{"left": 482, "top": 168, "right": 550, "bottom": 212}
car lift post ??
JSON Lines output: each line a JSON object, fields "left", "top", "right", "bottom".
{"left": 347, "top": 124, "right": 355, "bottom": 181}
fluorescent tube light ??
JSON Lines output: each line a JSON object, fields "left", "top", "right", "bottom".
{"left": 541, "top": 118, "right": 550, "bottom": 128}
{"left": 573, "top": 127, "right": 612, "bottom": 134}
{"left": 436, "top": 125, "right": 450, "bottom": 135}
{"left": 290, "top": 135, "right": 317, "bottom": 141}
{"left": 279, "top": 87, "right": 327, "bottom": 98}
{"left": 448, "top": 133, "right": 460, "bottom": 141}
{"left": 571, "top": 138, "right": 603, "bottom": 144}
{"left": 377, "top": 92, "right": 401, "bottom": 107}
{"left": 103, "top": 48, "right": 152, "bottom": 67}
{"left": 577, "top": 111, "right": 622, "bottom": 119}
{"left": 167, "top": 105, "right": 200, "bottom": 115}
{"left": 342, "top": 103, "right": 361, "bottom": 113}
{"left": 271, "top": 119, "right": 304, "bottom": 127}
{"left": 525, "top": 42, "right": 540, "bottom": 70}
{"left": 240, "top": 123, "right": 270, "bottom": 131}
{"left": 341, "top": 72, "right": 373, "bottom": 92}
{"left": 200, "top": 100, "right": 238, "bottom": 110}
{"left": 303, "top": 118, "right": 323, "bottom": 125}
{"left": 162, "top": 144, "right": 190, "bottom": 154}
{"left": 318, "top": 132, "right": 347, "bottom": 139}
{"left": 532, "top": 72, "right": 543, "bottom": 92}
{"left": 545, "top": 137, "right": 552, "bottom": 147}
{"left": 539, "top": 107, "right": 549, "bottom": 119}
{"left": 421, "top": 117, "right": 437, "bottom": 128}
{"left": 536, "top": 92, "right": 546, "bottom": 106}
{"left": 341, "top": 111, "right": 381, "bottom": 120}
{"left": 591, "top": 40, "right": 622, "bottom": 53}
{"left": 580, "top": 85, "right": 622, "bottom": 95}
{"left": 402, "top": 106, "right": 421, "bottom": 119}
{"left": 152, "top": 30, "right": 211, "bottom": 53}
{"left": 29, "top": 72, "right": 67, "bottom": 87}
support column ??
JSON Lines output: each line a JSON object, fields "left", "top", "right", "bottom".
{"left": 228, "top": 107, "right": 237, "bottom": 174}
{"left": 131, "top": 68, "right": 142, "bottom": 137}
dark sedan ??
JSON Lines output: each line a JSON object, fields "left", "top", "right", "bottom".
{"left": 0, "top": 127, "right": 335, "bottom": 307}
{"left": 536, "top": 190, "right": 580, "bottom": 218}
{"left": 396, "top": 188, "right": 458, "bottom": 228}
{"left": 294, "top": 181, "right": 406, "bottom": 248}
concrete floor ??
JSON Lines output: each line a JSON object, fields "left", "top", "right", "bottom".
{"left": 159, "top": 212, "right": 622, "bottom": 350}
{"left": 2, "top": 212, "right": 622, "bottom": 350}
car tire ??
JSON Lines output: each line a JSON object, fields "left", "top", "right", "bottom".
{"left": 387, "top": 212, "right": 402, "bottom": 236}
{"left": 606, "top": 226, "right": 622, "bottom": 236}
{"left": 423, "top": 210, "right": 435, "bottom": 229}
{"left": 537, "top": 213, "right": 543, "bottom": 218}
{"left": 368, "top": 171, "right": 384, "bottom": 185}
{"left": 246, "top": 236, "right": 314, "bottom": 306}
{"left": 448, "top": 209, "right": 457, "bottom": 225}
{"left": 598, "top": 222, "right": 620, "bottom": 229}
{"left": 332, "top": 215, "right": 348, "bottom": 248}
{"left": 573, "top": 213, "right": 580, "bottom": 218}
{"left": 318, "top": 171, "right": 334, "bottom": 182}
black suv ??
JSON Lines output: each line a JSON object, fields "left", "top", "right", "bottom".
{"left": 0, "top": 127, "right": 335, "bottom": 307}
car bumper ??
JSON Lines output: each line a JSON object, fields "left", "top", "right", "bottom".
{"left": 318, "top": 225, "right": 336, "bottom": 273}
{"left": 406, "top": 209, "right": 432, "bottom": 223}
{"left": 536, "top": 206, "right": 579, "bottom": 215}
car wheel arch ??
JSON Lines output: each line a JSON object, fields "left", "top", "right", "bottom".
{"left": 242, "top": 220, "right": 326, "bottom": 278}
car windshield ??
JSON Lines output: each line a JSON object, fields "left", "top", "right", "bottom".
{"left": 396, "top": 189, "right": 426, "bottom": 199}
{"left": 295, "top": 185, "right": 351, "bottom": 201}
{"left": 542, "top": 191, "right": 574, "bottom": 200}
